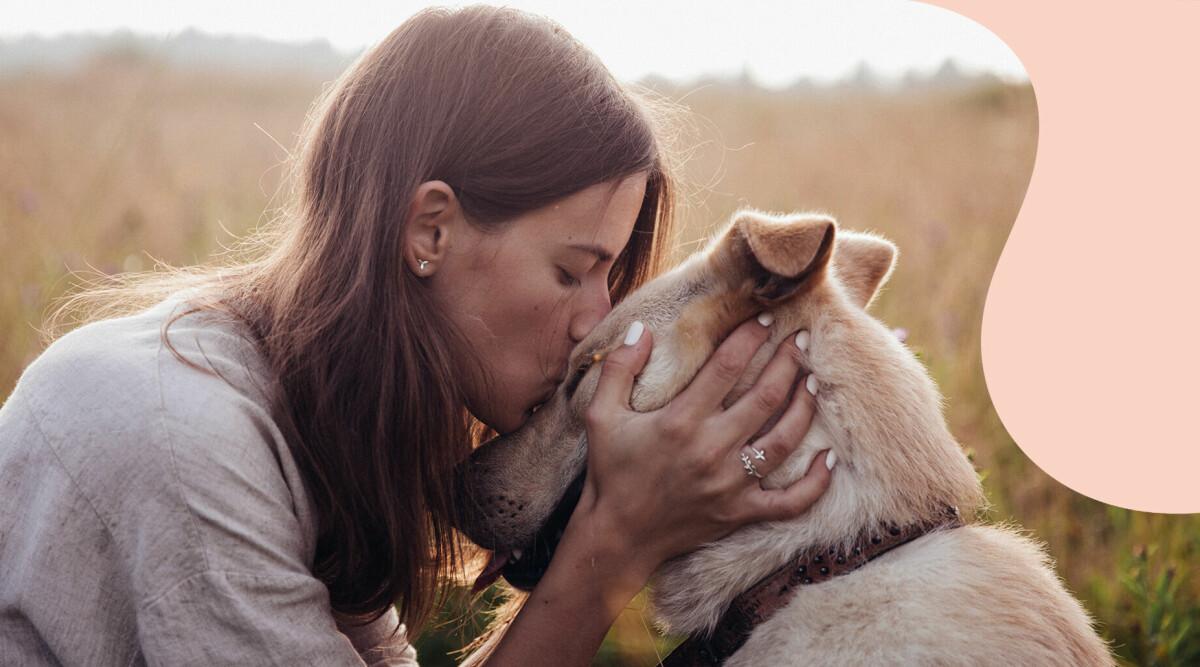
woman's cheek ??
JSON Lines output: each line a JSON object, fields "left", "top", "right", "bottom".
{"left": 541, "top": 310, "right": 575, "bottom": 371}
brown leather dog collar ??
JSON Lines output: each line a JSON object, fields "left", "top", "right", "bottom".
{"left": 661, "top": 507, "right": 965, "bottom": 666}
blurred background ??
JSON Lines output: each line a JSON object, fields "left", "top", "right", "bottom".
{"left": 2, "top": 1, "right": 1196, "bottom": 664}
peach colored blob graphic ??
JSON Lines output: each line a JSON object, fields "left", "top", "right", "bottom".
{"left": 928, "top": 1, "right": 1200, "bottom": 513}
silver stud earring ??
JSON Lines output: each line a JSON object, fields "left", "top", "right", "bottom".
{"left": 417, "top": 259, "right": 429, "bottom": 271}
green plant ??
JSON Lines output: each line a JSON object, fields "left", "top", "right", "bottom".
{"left": 1116, "top": 546, "right": 1200, "bottom": 666}
{"left": 414, "top": 586, "right": 506, "bottom": 666}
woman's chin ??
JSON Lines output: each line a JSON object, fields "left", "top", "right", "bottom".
{"left": 490, "top": 411, "right": 531, "bottom": 436}
{"left": 512, "top": 404, "right": 545, "bottom": 430}
{"left": 479, "top": 396, "right": 549, "bottom": 435}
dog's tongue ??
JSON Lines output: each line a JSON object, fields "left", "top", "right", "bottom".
{"left": 472, "top": 550, "right": 511, "bottom": 594}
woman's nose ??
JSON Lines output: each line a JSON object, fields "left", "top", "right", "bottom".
{"left": 568, "top": 286, "right": 612, "bottom": 343}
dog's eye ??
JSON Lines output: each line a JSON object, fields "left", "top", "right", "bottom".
{"left": 563, "top": 356, "right": 598, "bottom": 399}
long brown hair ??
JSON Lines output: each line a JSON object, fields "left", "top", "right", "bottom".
{"left": 52, "top": 5, "right": 681, "bottom": 633}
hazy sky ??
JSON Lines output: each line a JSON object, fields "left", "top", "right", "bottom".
{"left": 3, "top": 0, "right": 1027, "bottom": 86}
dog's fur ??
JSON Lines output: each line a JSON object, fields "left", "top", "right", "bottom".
{"left": 457, "top": 210, "right": 1113, "bottom": 664}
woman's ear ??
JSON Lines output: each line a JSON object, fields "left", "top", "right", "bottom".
{"left": 403, "top": 180, "right": 460, "bottom": 277}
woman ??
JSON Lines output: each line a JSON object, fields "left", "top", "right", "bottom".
{"left": 0, "top": 6, "right": 831, "bottom": 665}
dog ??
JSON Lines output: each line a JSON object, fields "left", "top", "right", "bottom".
{"left": 456, "top": 210, "right": 1113, "bottom": 664}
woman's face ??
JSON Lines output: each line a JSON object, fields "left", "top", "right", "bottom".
{"left": 430, "top": 174, "right": 647, "bottom": 434}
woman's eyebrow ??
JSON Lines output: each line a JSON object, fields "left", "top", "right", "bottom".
{"left": 566, "top": 243, "right": 613, "bottom": 263}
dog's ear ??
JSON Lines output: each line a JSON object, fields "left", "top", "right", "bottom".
{"left": 721, "top": 210, "right": 835, "bottom": 304}
{"left": 834, "top": 231, "right": 897, "bottom": 309}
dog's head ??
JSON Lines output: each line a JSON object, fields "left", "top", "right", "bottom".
{"left": 456, "top": 209, "right": 979, "bottom": 594}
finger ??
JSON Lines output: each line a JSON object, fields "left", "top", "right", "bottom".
{"left": 721, "top": 329, "right": 810, "bottom": 450}
{"left": 737, "top": 378, "right": 819, "bottom": 481}
{"left": 590, "top": 321, "right": 653, "bottom": 412}
{"left": 672, "top": 313, "right": 775, "bottom": 416}
{"left": 741, "top": 449, "right": 834, "bottom": 522}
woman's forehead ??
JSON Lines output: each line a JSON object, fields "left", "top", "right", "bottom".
{"left": 530, "top": 175, "right": 646, "bottom": 251}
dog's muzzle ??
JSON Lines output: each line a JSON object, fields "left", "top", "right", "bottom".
{"left": 465, "top": 472, "right": 586, "bottom": 593}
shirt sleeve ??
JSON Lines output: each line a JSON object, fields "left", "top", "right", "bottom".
{"left": 338, "top": 607, "right": 422, "bottom": 666}
{"left": 138, "top": 570, "right": 419, "bottom": 666}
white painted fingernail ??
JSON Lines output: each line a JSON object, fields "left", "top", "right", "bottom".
{"left": 757, "top": 311, "right": 775, "bottom": 327}
{"left": 826, "top": 450, "right": 837, "bottom": 470}
{"left": 805, "top": 374, "right": 819, "bottom": 396}
{"left": 794, "top": 330, "right": 810, "bottom": 352}
{"left": 624, "top": 321, "right": 645, "bottom": 346}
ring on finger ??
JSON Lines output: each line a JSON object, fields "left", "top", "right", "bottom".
{"left": 740, "top": 446, "right": 767, "bottom": 478}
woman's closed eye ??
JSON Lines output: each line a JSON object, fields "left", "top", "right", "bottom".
{"left": 556, "top": 266, "right": 582, "bottom": 287}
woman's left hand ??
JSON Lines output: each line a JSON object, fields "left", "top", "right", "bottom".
{"left": 488, "top": 315, "right": 831, "bottom": 667}
{"left": 575, "top": 315, "right": 832, "bottom": 589}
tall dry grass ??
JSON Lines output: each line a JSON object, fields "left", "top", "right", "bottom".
{"left": 1, "top": 58, "right": 1195, "bottom": 665}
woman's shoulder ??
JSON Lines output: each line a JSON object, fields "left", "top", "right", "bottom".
{"left": 15, "top": 297, "right": 271, "bottom": 432}
{"left": 19, "top": 300, "right": 172, "bottom": 400}
{"left": 6, "top": 297, "right": 300, "bottom": 512}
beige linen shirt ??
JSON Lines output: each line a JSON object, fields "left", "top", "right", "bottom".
{"left": 0, "top": 299, "right": 419, "bottom": 665}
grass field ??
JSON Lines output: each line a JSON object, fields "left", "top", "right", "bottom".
{"left": 2, "top": 56, "right": 1196, "bottom": 665}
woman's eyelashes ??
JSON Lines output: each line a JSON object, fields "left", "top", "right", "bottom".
{"left": 556, "top": 266, "right": 581, "bottom": 287}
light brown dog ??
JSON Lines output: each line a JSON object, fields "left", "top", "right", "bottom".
{"left": 457, "top": 210, "right": 1113, "bottom": 664}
